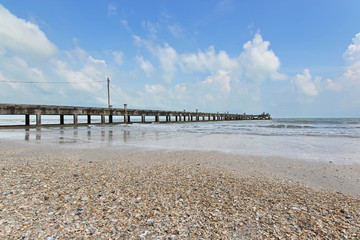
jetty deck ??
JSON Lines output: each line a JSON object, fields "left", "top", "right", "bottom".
{"left": 0, "top": 103, "right": 271, "bottom": 127}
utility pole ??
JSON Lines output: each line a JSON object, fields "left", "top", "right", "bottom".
{"left": 107, "top": 77, "right": 111, "bottom": 108}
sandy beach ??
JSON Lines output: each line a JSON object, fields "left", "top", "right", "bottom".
{"left": 0, "top": 140, "right": 359, "bottom": 239}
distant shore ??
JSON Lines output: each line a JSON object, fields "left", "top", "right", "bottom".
{"left": 0, "top": 140, "right": 359, "bottom": 238}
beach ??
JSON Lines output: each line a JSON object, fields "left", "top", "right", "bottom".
{"left": 1, "top": 140, "right": 359, "bottom": 239}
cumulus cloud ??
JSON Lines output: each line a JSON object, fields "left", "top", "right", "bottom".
{"left": 289, "top": 31, "right": 360, "bottom": 108}
{"left": 0, "top": 4, "right": 110, "bottom": 105}
{"left": 292, "top": 69, "right": 320, "bottom": 96}
{"left": 135, "top": 36, "right": 179, "bottom": 82}
{"left": 157, "top": 43, "right": 178, "bottom": 82}
{"left": 240, "top": 33, "right": 287, "bottom": 83}
{"left": 136, "top": 56, "right": 155, "bottom": 77}
{"left": 202, "top": 70, "right": 231, "bottom": 94}
{"left": 341, "top": 33, "right": 360, "bottom": 87}
{"left": 343, "top": 62, "right": 360, "bottom": 84}
{"left": 53, "top": 52, "right": 107, "bottom": 92}
{"left": 180, "top": 46, "right": 238, "bottom": 74}
{"left": 134, "top": 32, "right": 285, "bottom": 87}
{"left": 0, "top": 4, "right": 57, "bottom": 59}
{"left": 130, "top": 32, "right": 289, "bottom": 111}
{"left": 344, "top": 33, "right": 360, "bottom": 62}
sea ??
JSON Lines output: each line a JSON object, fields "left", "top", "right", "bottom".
{"left": 0, "top": 117, "right": 359, "bottom": 164}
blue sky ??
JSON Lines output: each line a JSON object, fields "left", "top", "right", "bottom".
{"left": 1, "top": 1, "right": 360, "bottom": 117}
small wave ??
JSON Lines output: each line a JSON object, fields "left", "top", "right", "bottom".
{"left": 268, "top": 124, "right": 286, "bottom": 128}
{"left": 266, "top": 124, "right": 315, "bottom": 129}
{"left": 286, "top": 125, "right": 304, "bottom": 129}
{"left": 276, "top": 119, "right": 313, "bottom": 124}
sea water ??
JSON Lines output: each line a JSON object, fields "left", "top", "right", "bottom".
{"left": 0, "top": 118, "right": 359, "bottom": 164}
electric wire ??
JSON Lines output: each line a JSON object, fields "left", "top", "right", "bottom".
{"left": 109, "top": 85, "right": 128, "bottom": 103}
{"left": 0, "top": 80, "right": 106, "bottom": 84}
{"left": 2, "top": 78, "right": 131, "bottom": 108}
{"left": 75, "top": 86, "right": 106, "bottom": 105}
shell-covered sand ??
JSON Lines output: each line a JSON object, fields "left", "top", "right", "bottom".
{"left": 0, "top": 142, "right": 359, "bottom": 239}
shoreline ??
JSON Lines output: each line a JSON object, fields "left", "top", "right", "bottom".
{"left": 0, "top": 140, "right": 359, "bottom": 238}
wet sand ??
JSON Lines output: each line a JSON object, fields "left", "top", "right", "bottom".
{"left": 0, "top": 140, "right": 359, "bottom": 238}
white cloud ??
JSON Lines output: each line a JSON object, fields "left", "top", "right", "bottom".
{"left": 290, "top": 32, "right": 360, "bottom": 100}
{"left": 202, "top": 70, "right": 231, "bottom": 94}
{"left": 344, "top": 33, "right": 360, "bottom": 63}
{"left": 292, "top": 69, "right": 320, "bottom": 96}
{"left": 341, "top": 33, "right": 360, "bottom": 87}
{"left": 142, "top": 21, "right": 159, "bottom": 39}
{"left": 180, "top": 46, "right": 238, "bottom": 74}
{"left": 343, "top": 61, "right": 360, "bottom": 84}
{"left": 285, "top": 31, "right": 360, "bottom": 114}
{"left": 88, "top": 56, "right": 107, "bottom": 66}
{"left": 145, "top": 84, "right": 166, "bottom": 94}
{"left": 121, "top": 20, "right": 131, "bottom": 32}
{"left": 136, "top": 56, "right": 155, "bottom": 77}
{"left": 240, "top": 33, "right": 287, "bottom": 83}
{"left": 134, "top": 36, "right": 178, "bottom": 82}
{"left": 215, "top": 0, "right": 234, "bottom": 15}
{"left": 53, "top": 53, "right": 107, "bottom": 93}
{"left": 0, "top": 5, "right": 112, "bottom": 106}
{"left": 168, "top": 24, "right": 182, "bottom": 38}
{"left": 326, "top": 78, "right": 342, "bottom": 91}
{"left": 134, "top": 33, "right": 286, "bottom": 86}
{"left": 0, "top": 70, "right": 18, "bottom": 89}
{"left": 131, "top": 32, "right": 289, "bottom": 111}
{"left": 112, "top": 51, "right": 124, "bottom": 66}
{"left": 1, "top": 55, "right": 47, "bottom": 87}
{"left": 107, "top": 4, "right": 117, "bottom": 16}
{"left": 175, "top": 83, "right": 187, "bottom": 92}
{"left": 0, "top": 4, "right": 57, "bottom": 59}
{"left": 156, "top": 43, "right": 178, "bottom": 82}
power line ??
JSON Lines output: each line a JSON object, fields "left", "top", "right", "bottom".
{"left": 75, "top": 86, "right": 106, "bottom": 105}
{"left": 110, "top": 85, "right": 128, "bottom": 103}
{"left": 0, "top": 80, "right": 106, "bottom": 84}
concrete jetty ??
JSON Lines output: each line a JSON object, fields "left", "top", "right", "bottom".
{"left": 0, "top": 103, "right": 271, "bottom": 127}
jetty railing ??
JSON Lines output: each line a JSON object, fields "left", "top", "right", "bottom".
{"left": 0, "top": 103, "right": 271, "bottom": 127}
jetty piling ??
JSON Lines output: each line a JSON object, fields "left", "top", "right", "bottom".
{"left": 0, "top": 103, "right": 271, "bottom": 127}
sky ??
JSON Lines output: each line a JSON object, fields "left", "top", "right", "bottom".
{"left": 0, "top": 1, "right": 360, "bottom": 117}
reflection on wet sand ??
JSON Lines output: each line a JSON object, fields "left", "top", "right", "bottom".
{"left": 109, "top": 130, "right": 113, "bottom": 142}
{"left": 36, "top": 128, "right": 41, "bottom": 141}
{"left": 87, "top": 128, "right": 91, "bottom": 141}
{"left": 123, "top": 130, "right": 129, "bottom": 142}
{"left": 25, "top": 129, "right": 29, "bottom": 141}
{"left": 24, "top": 128, "right": 41, "bottom": 141}
{"left": 21, "top": 126, "right": 152, "bottom": 146}
{"left": 74, "top": 127, "right": 78, "bottom": 138}
{"left": 101, "top": 130, "right": 105, "bottom": 142}
{"left": 6, "top": 120, "right": 360, "bottom": 166}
